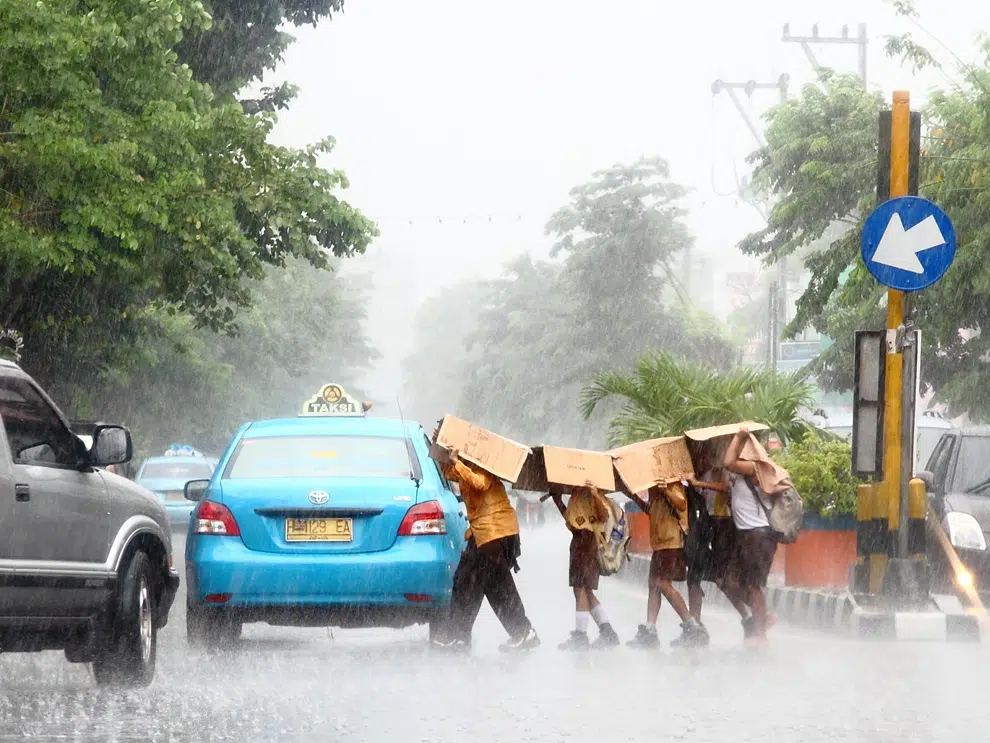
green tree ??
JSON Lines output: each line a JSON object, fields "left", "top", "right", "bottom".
{"left": 175, "top": 0, "right": 345, "bottom": 105}
{"left": 0, "top": 0, "right": 375, "bottom": 408}
{"left": 580, "top": 352, "right": 815, "bottom": 447}
{"left": 86, "top": 260, "right": 377, "bottom": 457}
{"left": 740, "top": 51, "right": 990, "bottom": 419}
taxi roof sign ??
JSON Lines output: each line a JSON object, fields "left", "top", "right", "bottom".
{"left": 301, "top": 383, "right": 370, "bottom": 417}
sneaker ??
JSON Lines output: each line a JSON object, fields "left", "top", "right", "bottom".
{"left": 431, "top": 636, "right": 470, "bottom": 651}
{"left": 558, "top": 630, "right": 590, "bottom": 651}
{"left": 592, "top": 623, "right": 620, "bottom": 649}
{"left": 626, "top": 624, "right": 659, "bottom": 649}
{"left": 670, "top": 621, "right": 710, "bottom": 649}
{"left": 499, "top": 627, "right": 541, "bottom": 652}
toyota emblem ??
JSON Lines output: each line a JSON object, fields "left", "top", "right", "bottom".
{"left": 308, "top": 490, "right": 330, "bottom": 505}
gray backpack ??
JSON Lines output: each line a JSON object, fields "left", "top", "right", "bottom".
{"left": 748, "top": 479, "right": 804, "bottom": 545}
{"left": 596, "top": 496, "right": 631, "bottom": 576}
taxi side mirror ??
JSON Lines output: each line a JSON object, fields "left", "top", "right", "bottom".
{"left": 184, "top": 479, "right": 210, "bottom": 502}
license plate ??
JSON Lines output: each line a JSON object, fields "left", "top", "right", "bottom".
{"left": 285, "top": 518, "right": 353, "bottom": 542}
{"left": 165, "top": 491, "right": 186, "bottom": 501}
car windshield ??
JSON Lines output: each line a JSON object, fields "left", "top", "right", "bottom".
{"left": 140, "top": 461, "right": 214, "bottom": 480}
{"left": 224, "top": 435, "right": 413, "bottom": 479}
{"left": 953, "top": 436, "right": 990, "bottom": 492}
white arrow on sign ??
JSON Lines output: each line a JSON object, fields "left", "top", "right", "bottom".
{"left": 871, "top": 213, "right": 946, "bottom": 274}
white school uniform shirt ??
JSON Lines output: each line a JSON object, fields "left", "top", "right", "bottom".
{"left": 728, "top": 472, "right": 770, "bottom": 531}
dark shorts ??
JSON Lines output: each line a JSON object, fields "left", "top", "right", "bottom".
{"left": 569, "top": 530, "right": 600, "bottom": 589}
{"left": 649, "top": 548, "right": 687, "bottom": 583}
{"left": 726, "top": 527, "right": 777, "bottom": 590}
{"left": 687, "top": 518, "right": 735, "bottom": 585}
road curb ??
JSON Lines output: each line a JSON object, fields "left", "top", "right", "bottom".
{"left": 619, "top": 553, "right": 982, "bottom": 642}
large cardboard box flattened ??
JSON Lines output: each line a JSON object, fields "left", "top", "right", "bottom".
{"left": 682, "top": 421, "right": 771, "bottom": 471}
{"left": 432, "top": 415, "right": 531, "bottom": 483}
{"left": 610, "top": 436, "right": 695, "bottom": 494}
{"left": 514, "top": 446, "right": 616, "bottom": 492}
{"left": 683, "top": 420, "right": 769, "bottom": 442}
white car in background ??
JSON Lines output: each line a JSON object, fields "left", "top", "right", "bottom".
{"left": 818, "top": 409, "right": 953, "bottom": 472}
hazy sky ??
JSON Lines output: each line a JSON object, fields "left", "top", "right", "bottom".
{"left": 266, "top": 0, "right": 985, "bottom": 400}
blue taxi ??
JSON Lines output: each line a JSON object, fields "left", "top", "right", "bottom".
{"left": 136, "top": 447, "right": 218, "bottom": 528}
{"left": 183, "top": 384, "right": 467, "bottom": 645}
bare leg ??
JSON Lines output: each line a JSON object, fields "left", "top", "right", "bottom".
{"left": 647, "top": 581, "right": 662, "bottom": 625}
{"left": 749, "top": 586, "right": 769, "bottom": 636}
{"left": 718, "top": 577, "right": 751, "bottom": 617}
{"left": 688, "top": 583, "right": 704, "bottom": 623}
{"left": 574, "top": 587, "right": 591, "bottom": 612}
{"left": 657, "top": 579, "right": 691, "bottom": 622}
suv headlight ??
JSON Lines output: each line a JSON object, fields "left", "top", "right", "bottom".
{"left": 944, "top": 512, "right": 987, "bottom": 551}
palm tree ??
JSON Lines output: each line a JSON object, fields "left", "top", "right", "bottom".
{"left": 580, "top": 352, "right": 816, "bottom": 447}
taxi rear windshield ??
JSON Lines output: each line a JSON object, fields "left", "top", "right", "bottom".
{"left": 224, "top": 435, "right": 413, "bottom": 479}
{"left": 141, "top": 461, "right": 214, "bottom": 479}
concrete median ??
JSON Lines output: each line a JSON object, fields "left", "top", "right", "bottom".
{"left": 619, "top": 553, "right": 982, "bottom": 642}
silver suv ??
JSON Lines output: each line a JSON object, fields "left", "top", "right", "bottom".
{"left": 0, "top": 360, "right": 179, "bottom": 686}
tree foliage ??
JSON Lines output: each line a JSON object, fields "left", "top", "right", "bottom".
{"left": 580, "top": 352, "right": 815, "bottom": 447}
{"left": 87, "top": 261, "right": 377, "bottom": 457}
{"left": 739, "top": 57, "right": 990, "bottom": 417}
{"left": 0, "top": 0, "right": 376, "bottom": 442}
{"left": 175, "top": 0, "right": 346, "bottom": 104}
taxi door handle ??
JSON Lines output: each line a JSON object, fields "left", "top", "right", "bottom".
{"left": 15, "top": 484, "right": 29, "bottom": 502}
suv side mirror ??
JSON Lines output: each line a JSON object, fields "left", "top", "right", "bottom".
{"left": 185, "top": 479, "right": 210, "bottom": 502}
{"left": 917, "top": 470, "right": 936, "bottom": 492}
{"left": 90, "top": 425, "right": 133, "bottom": 467}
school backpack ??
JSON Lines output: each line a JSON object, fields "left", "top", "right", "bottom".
{"left": 596, "top": 495, "right": 631, "bottom": 576}
{"left": 683, "top": 484, "right": 715, "bottom": 568}
{"left": 748, "top": 479, "right": 804, "bottom": 545}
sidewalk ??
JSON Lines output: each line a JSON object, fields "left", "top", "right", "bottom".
{"left": 620, "top": 552, "right": 982, "bottom": 642}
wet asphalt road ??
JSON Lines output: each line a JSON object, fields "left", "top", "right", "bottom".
{"left": 0, "top": 528, "right": 988, "bottom": 743}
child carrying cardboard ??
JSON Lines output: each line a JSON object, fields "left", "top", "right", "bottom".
{"left": 549, "top": 483, "right": 620, "bottom": 650}
{"left": 623, "top": 480, "right": 707, "bottom": 648}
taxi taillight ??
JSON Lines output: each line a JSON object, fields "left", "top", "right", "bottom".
{"left": 195, "top": 500, "right": 241, "bottom": 537}
{"left": 397, "top": 501, "right": 446, "bottom": 536}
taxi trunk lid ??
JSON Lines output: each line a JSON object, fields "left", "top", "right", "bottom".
{"left": 220, "top": 477, "right": 420, "bottom": 554}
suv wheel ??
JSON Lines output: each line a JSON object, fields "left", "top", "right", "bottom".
{"left": 92, "top": 551, "right": 158, "bottom": 687}
{"left": 187, "top": 605, "right": 241, "bottom": 649}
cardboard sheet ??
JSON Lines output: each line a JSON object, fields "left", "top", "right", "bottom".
{"left": 683, "top": 421, "right": 772, "bottom": 473}
{"left": 514, "top": 446, "right": 616, "bottom": 492}
{"left": 431, "top": 415, "right": 531, "bottom": 483}
{"left": 609, "top": 436, "right": 695, "bottom": 493}
{"left": 683, "top": 421, "right": 769, "bottom": 441}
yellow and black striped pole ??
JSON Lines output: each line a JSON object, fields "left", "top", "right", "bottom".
{"left": 908, "top": 477, "right": 927, "bottom": 559}
{"left": 867, "top": 90, "right": 910, "bottom": 590}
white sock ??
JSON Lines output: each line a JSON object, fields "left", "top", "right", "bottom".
{"left": 741, "top": 606, "right": 753, "bottom": 620}
{"left": 590, "top": 605, "right": 609, "bottom": 627}
{"left": 575, "top": 611, "right": 590, "bottom": 634}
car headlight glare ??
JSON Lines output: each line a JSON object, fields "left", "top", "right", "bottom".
{"left": 944, "top": 512, "right": 987, "bottom": 551}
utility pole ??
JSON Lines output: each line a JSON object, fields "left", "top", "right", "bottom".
{"left": 712, "top": 75, "right": 790, "bottom": 369}
{"left": 711, "top": 75, "right": 790, "bottom": 148}
{"left": 783, "top": 23, "right": 868, "bottom": 88}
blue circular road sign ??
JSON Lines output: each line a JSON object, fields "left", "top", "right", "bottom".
{"left": 861, "top": 196, "right": 956, "bottom": 292}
